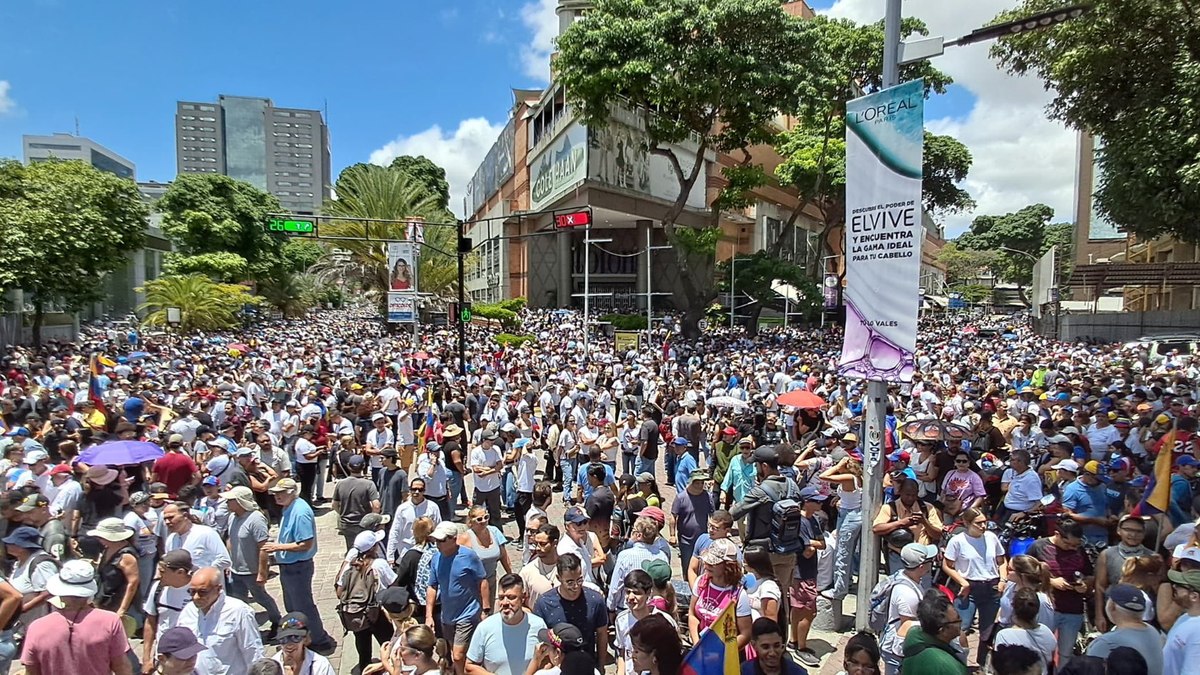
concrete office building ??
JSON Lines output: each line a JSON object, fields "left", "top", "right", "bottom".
{"left": 23, "top": 132, "right": 135, "bottom": 180}
{"left": 175, "top": 95, "right": 331, "bottom": 213}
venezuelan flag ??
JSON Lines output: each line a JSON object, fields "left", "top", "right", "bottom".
{"left": 681, "top": 599, "right": 739, "bottom": 675}
{"left": 88, "top": 354, "right": 107, "bottom": 408}
{"left": 416, "top": 389, "right": 435, "bottom": 453}
{"left": 1133, "top": 427, "right": 1175, "bottom": 516}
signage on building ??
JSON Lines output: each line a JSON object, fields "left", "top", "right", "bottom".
{"left": 530, "top": 123, "right": 587, "bottom": 211}
{"left": 554, "top": 210, "right": 592, "bottom": 229}
{"left": 823, "top": 274, "right": 839, "bottom": 309}
{"left": 465, "top": 120, "right": 516, "bottom": 216}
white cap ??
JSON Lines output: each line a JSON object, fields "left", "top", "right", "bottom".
{"left": 1052, "top": 459, "right": 1079, "bottom": 473}
{"left": 430, "top": 521, "right": 460, "bottom": 541}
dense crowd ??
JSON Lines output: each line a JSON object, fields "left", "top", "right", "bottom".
{"left": 0, "top": 307, "right": 1197, "bottom": 675}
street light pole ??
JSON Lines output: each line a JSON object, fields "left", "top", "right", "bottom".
{"left": 582, "top": 228, "right": 613, "bottom": 356}
{"left": 730, "top": 227, "right": 741, "bottom": 329}
{"left": 646, "top": 226, "right": 671, "bottom": 331}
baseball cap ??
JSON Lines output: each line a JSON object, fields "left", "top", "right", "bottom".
{"left": 1174, "top": 545, "right": 1200, "bottom": 565}
{"left": 1168, "top": 568, "right": 1200, "bottom": 591}
{"left": 564, "top": 507, "right": 590, "bottom": 525}
{"left": 689, "top": 468, "right": 710, "bottom": 482}
{"left": 376, "top": 586, "right": 411, "bottom": 614}
{"left": 887, "top": 450, "right": 910, "bottom": 463}
{"left": 900, "top": 543, "right": 938, "bottom": 569}
{"left": 21, "top": 449, "right": 48, "bottom": 465}
{"left": 752, "top": 446, "right": 779, "bottom": 464}
{"left": 1061, "top": 426, "right": 1081, "bottom": 436}
{"left": 219, "top": 485, "right": 254, "bottom": 502}
{"left": 699, "top": 538, "right": 739, "bottom": 565}
{"left": 129, "top": 492, "right": 150, "bottom": 507}
{"left": 641, "top": 559, "right": 672, "bottom": 585}
{"left": 157, "top": 626, "right": 206, "bottom": 660}
{"left": 636, "top": 472, "right": 655, "bottom": 483}
{"left": 347, "top": 454, "right": 367, "bottom": 470}
{"left": 1052, "top": 459, "right": 1079, "bottom": 473}
{"left": 4, "top": 427, "right": 29, "bottom": 437}
{"left": 1081, "top": 460, "right": 1103, "bottom": 475}
{"left": 429, "top": 521, "right": 460, "bottom": 542}
{"left": 360, "top": 513, "right": 392, "bottom": 530}
{"left": 722, "top": 426, "right": 738, "bottom": 436}
{"left": 537, "top": 623, "right": 585, "bottom": 651}
{"left": 160, "top": 549, "right": 195, "bottom": 572}
{"left": 14, "top": 493, "right": 48, "bottom": 513}
{"left": 234, "top": 447, "right": 255, "bottom": 457}
{"left": 798, "top": 485, "right": 829, "bottom": 502}
{"left": 268, "top": 477, "right": 299, "bottom": 494}
{"left": 737, "top": 436, "right": 755, "bottom": 446}
{"left": 637, "top": 506, "right": 666, "bottom": 524}
{"left": 1105, "top": 583, "right": 1147, "bottom": 612}
{"left": 48, "top": 463, "right": 72, "bottom": 476}
{"left": 481, "top": 430, "right": 499, "bottom": 441}
{"left": 277, "top": 612, "right": 311, "bottom": 640}
{"left": 1109, "top": 457, "right": 1133, "bottom": 473}
{"left": 1045, "top": 434, "right": 1071, "bottom": 445}
{"left": 1177, "top": 455, "right": 1200, "bottom": 468}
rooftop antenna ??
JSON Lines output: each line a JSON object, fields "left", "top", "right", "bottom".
{"left": 74, "top": 116, "right": 80, "bottom": 136}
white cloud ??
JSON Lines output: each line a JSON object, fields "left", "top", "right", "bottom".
{"left": 823, "top": 0, "right": 1078, "bottom": 236}
{"left": 369, "top": 117, "right": 507, "bottom": 217}
{"left": 0, "top": 81, "right": 14, "bottom": 115}
{"left": 520, "top": 0, "right": 559, "bottom": 82}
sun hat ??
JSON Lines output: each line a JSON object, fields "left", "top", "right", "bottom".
{"left": 156, "top": 626, "right": 207, "bottom": 659}
{"left": 88, "top": 517, "right": 134, "bottom": 542}
{"left": 46, "top": 559, "right": 99, "bottom": 598}
{"left": 86, "top": 465, "right": 119, "bottom": 486}
{"left": 1, "top": 526, "right": 42, "bottom": 550}
{"left": 269, "top": 477, "right": 299, "bottom": 494}
{"left": 1168, "top": 568, "right": 1200, "bottom": 591}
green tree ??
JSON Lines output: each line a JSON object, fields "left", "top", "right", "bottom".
{"left": 989, "top": 0, "right": 1200, "bottom": 243}
{"left": 281, "top": 239, "right": 324, "bottom": 273}
{"left": 389, "top": 156, "right": 452, "bottom": 215}
{"left": 1042, "top": 221, "right": 1074, "bottom": 282}
{"left": 936, "top": 242, "right": 1001, "bottom": 287}
{"left": 715, "top": 251, "right": 821, "bottom": 334}
{"left": 257, "top": 272, "right": 318, "bottom": 318}
{"left": 316, "top": 164, "right": 457, "bottom": 312}
{"left": 957, "top": 204, "right": 1060, "bottom": 302}
{"left": 0, "top": 160, "right": 149, "bottom": 344}
{"left": 771, "top": 16, "right": 955, "bottom": 261}
{"left": 555, "top": 0, "right": 811, "bottom": 336}
{"left": 138, "top": 274, "right": 256, "bottom": 332}
{"left": 158, "top": 174, "right": 284, "bottom": 282}
{"left": 334, "top": 162, "right": 374, "bottom": 200}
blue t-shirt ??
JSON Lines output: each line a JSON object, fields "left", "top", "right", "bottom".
{"left": 674, "top": 452, "right": 699, "bottom": 493}
{"left": 430, "top": 546, "right": 487, "bottom": 624}
{"left": 740, "top": 656, "right": 808, "bottom": 675}
{"left": 576, "top": 463, "right": 615, "bottom": 501}
{"left": 277, "top": 498, "right": 317, "bottom": 563}
{"left": 1061, "top": 479, "right": 1109, "bottom": 543}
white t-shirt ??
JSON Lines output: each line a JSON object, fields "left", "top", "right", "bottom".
{"left": 293, "top": 437, "right": 319, "bottom": 465}
{"left": 944, "top": 531, "right": 1003, "bottom": 581}
{"left": 994, "top": 625, "right": 1057, "bottom": 669}
{"left": 471, "top": 446, "right": 503, "bottom": 493}
{"left": 1164, "top": 612, "right": 1200, "bottom": 675}
{"left": 1001, "top": 468, "right": 1044, "bottom": 511}
{"left": 748, "top": 578, "right": 781, "bottom": 621}
{"left": 614, "top": 608, "right": 676, "bottom": 658}
{"left": 514, "top": 452, "right": 538, "bottom": 493}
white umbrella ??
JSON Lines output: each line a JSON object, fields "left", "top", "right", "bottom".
{"left": 707, "top": 396, "right": 749, "bottom": 410}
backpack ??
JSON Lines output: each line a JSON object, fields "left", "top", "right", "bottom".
{"left": 336, "top": 563, "right": 381, "bottom": 633}
{"left": 659, "top": 417, "right": 675, "bottom": 445}
{"left": 867, "top": 571, "right": 910, "bottom": 635}
{"left": 761, "top": 478, "right": 804, "bottom": 554}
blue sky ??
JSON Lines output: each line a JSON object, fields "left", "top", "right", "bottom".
{"left": 0, "top": 1, "right": 542, "bottom": 183}
{"left": 0, "top": 0, "right": 1076, "bottom": 235}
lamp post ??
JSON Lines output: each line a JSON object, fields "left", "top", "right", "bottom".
{"left": 730, "top": 226, "right": 745, "bottom": 329}
{"left": 582, "top": 226, "right": 613, "bottom": 355}
{"left": 850, "top": 0, "right": 1091, "bottom": 633}
{"left": 646, "top": 226, "right": 672, "bottom": 331}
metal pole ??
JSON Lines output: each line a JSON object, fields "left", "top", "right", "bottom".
{"left": 457, "top": 219, "right": 467, "bottom": 379}
{"left": 584, "top": 224, "right": 591, "bottom": 356}
{"left": 646, "top": 226, "right": 653, "bottom": 331}
{"left": 730, "top": 230, "right": 738, "bottom": 329}
{"left": 855, "top": 0, "right": 903, "bottom": 633}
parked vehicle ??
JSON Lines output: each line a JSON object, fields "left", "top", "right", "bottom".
{"left": 1122, "top": 334, "right": 1200, "bottom": 364}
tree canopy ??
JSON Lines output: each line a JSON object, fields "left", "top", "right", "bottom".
{"left": 158, "top": 174, "right": 284, "bottom": 282}
{"left": 989, "top": 0, "right": 1200, "bottom": 242}
{"left": 956, "top": 203, "right": 1072, "bottom": 293}
{"left": 389, "top": 156, "right": 452, "bottom": 215}
{"left": 715, "top": 251, "right": 820, "bottom": 334}
{"left": 0, "top": 159, "right": 149, "bottom": 342}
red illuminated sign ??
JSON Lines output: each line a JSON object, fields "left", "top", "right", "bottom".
{"left": 554, "top": 210, "right": 592, "bottom": 229}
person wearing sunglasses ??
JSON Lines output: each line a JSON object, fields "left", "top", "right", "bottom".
{"left": 270, "top": 612, "right": 336, "bottom": 675}
{"left": 176, "top": 567, "right": 265, "bottom": 675}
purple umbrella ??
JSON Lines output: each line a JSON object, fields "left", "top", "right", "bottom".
{"left": 78, "top": 440, "right": 164, "bottom": 466}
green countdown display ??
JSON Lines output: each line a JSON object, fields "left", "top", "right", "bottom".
{"left": 267, "top": 218, "right": 315, "bottom": 234}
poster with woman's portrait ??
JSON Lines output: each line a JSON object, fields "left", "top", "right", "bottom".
{"left": 387, "top": 242, "right": 417, "bottom": 291}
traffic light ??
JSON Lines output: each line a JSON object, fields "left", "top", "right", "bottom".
{"left": 460, "top": 304, "right": 473, "bottom": 324}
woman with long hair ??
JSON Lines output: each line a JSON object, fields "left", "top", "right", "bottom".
{"left": 821, "top": 454, "right": 863, "bottom": 601}
{"left": 395, "top": 517, "right": 437, "bottom": 630}
{"left": 1119, "top": 555, "right": 1163, "bottom": 627}
{"left": 629, "top": 614, "right": 683, "bottom": 675}
{"left": 998, "top": 554, "right": 1055, "bottom": 628}
{"left": 942, "top": 507, "right": 1007, "bottom": 668}
{"left": 369, "top": 624, "right": 450, "bottom": 675}
{"left": 597, "top": 421, "right": 620, "bottom": 472}
{"left": 688, "top": 538, "right": 753, "bottom": 650}
{"left": 460, "top": 505, "right": 512, "bottom": 610}
{"left": 941, "top": 451, "right": 987, "bottom": 513}
{"left": 336, "top": 530, "right": 397, "bottom": 675}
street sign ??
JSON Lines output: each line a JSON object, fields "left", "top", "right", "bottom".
{"left": 267, "top": 218, "right": 316, "bottom": 234}
{"left": 698, "top": 318, "right": 709, "bottom": 331}
{"left": 554, "top": 210, "right": 592, "bottom": 229}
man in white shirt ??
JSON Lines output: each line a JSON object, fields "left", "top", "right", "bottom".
{"left": 176, "top": 567, "right": 264, "bottom": 675}
{"left": 471, "top": 430, "right": 504, "bottom": 527}
{"left": 1001, "top": 450, "right": 1044, "bottom": 518}
{"left": 365, "top": 413, "right": 395, "bottom": 485}
{"left": 292, "top": 426, "right": 323, "bottom": 504}
{"left": 162, "top": 502, "right": 232, "bottom": 572}
{"left": 385, "top": 477, "right": 443, "bottom": 563}
{"left": 1085, "top": 414, "right": 1121, "bottom": 461}
{"left": 879, "top": 544, "right": 936, "bottom": 675}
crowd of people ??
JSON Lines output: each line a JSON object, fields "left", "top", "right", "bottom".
{"left": 0, "top": 307, "right": 1197, "bottom": 675}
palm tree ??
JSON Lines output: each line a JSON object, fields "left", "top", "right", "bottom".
{"left": 257, "top": 272, "right": 318, "bottom": 318}
{"left": 138, "top": 274, "right": 254, "bottom": 331}
{"left": 317, "top": 165, "right": 461, "bottom": 306}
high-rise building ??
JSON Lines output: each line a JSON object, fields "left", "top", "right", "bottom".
{"left": 175, "top": 95, "right": 331, "bottom": 213}
{"left": 22, "top": 132, "right": 136, "bottom": 180}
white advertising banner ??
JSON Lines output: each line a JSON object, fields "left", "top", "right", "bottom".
{"left": 387, "top": 241, "right": 418, "bottom": 323}
{"left": 837, "top": 80, "right": 924, "bottom": 383}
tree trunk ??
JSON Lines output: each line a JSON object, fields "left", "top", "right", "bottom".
{"left": 652, "top": 139, "right": 716, "bottom": 339}
{"left": 31, "top": 300, "right": 43, "bottom": 347}
{"left": 744, "top": 302, "right": 764, "bottom": 337}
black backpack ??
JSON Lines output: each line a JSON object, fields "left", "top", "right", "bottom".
{"left": 761, "top": 478, "right": 804, "bottom": 554}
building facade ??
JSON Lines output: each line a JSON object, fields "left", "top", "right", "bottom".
{"left": 23, "top": 133, "right": 135, "bottom": 180}
{"left": 175, "top": 95, "right": 331, "bottom": 213}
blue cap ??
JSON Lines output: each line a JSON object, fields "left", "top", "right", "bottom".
{"left": 564, "top": 507, "right": 590, "bottom": 524}
{"left": 2, "top": 525, "right": 42, "bottom": 550}
{"left": 513, "top": 437, "right": 531, "bottom": 449}
{"left": 202, "top": 475, "right": 220, "bottom": 487}
{"left": 673, "top": 437, "right": 690, "bottom": 446}
{"left": 1176, "top": 455, "right": 1200, "bottom": 468}
{"left": 798, "top": 486, "right": 828, "bottom": 502}
{"left": 4, "top": 427, "right": 29, "bottom": 437}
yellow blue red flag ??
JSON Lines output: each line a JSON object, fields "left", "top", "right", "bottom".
{"left": 681, "top": 598, "right": 740, "bottom": 675}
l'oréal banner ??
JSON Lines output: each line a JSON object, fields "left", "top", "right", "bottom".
{"left": 837, "top": 80, "right": 923, "bottom": 383}
{"left": 387, "top": 241, "right": 418, "bottom": 323}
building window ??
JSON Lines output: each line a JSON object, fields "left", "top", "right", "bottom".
{"left": 294, "top": 112, "right": 311, "bottom": 118}
{"left": 198, "top": 105, "right": 216, "bottom": 111}
{"left": 181, "top": 104, "right": 196, "bottom": 110}
{"left": 180, "top": 115, "right": 196, "bottom": 121}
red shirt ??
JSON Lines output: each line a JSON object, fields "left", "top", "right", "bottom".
{"left": 22, "top": 607, "right": 128, "bottom": 675}
{"left": 153, "top": 451, "right": 198, "bottom": 497}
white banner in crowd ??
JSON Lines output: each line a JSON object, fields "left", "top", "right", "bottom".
{"left": 387, "top": 241, "right": 418, "bottom": 323}
{"left": 837, "top": 79, "right": 924, "bottom": 383}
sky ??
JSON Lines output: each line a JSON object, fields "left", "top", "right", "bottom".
{"left": 0, "top": 0, "right": 1077, "bottom": 237}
